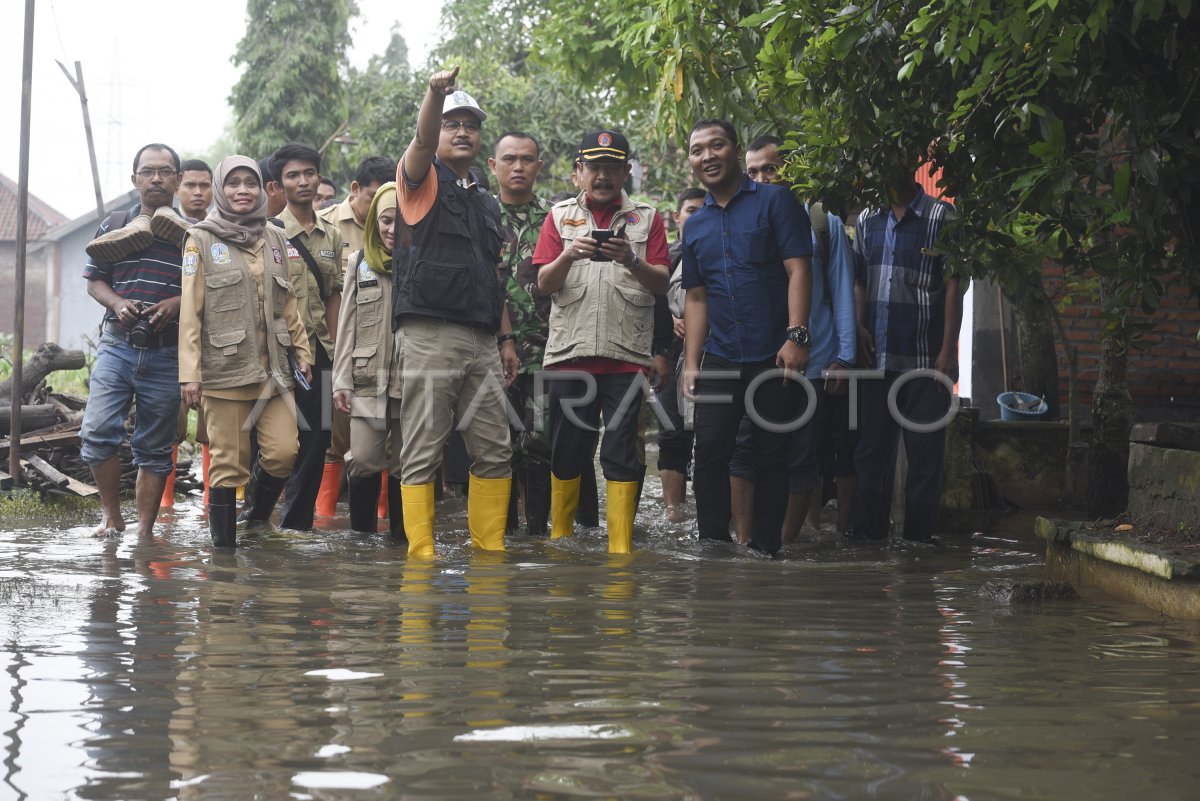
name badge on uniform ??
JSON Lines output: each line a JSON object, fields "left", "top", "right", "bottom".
{"left": 357, "top": 259, "right": 378, "bottom": 287}
{"left": 320, "top": 249, "right": 336, "bottom": 259}
{"left": 183, "top": 244, "right": 200, "bottom": 276}
{"left": 272, "top": 246, "right": 283, "bottom": 265}
{"left": 210, "top": 243, "right": 231, "bottom": 265}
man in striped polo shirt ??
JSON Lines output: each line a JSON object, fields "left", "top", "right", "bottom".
{"left": 80, "top": 143, "right": 188, "bottom": 538}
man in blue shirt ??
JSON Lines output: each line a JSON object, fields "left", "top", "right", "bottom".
{"left": 850, "top": 174, "right": 963, "bottom": 543}
{"left": 681, "top": 120, "right": 814, "bottom": 555}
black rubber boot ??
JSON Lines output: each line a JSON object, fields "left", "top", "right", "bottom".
{"left": 524, "top": 463, "right": 550, "bottom": 537}
{"left": 209, "top": 486, "right": 238, "bottom": 548}
{"left": 348, "top": 472, "right": 382, "bottom": 533}
{"left": 387, "top": 474, "right": 407, "bottom": 542}
{"left": 239, "top": 462, "right": 288, "bottom": 527}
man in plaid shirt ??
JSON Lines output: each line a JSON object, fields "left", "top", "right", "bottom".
{"left": 849, "top": 175, "right": 963, "bottom": 543}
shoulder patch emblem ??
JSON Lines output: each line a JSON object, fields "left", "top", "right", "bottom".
{"left": 272, "top": 246, "right": 283, "bottom": 265}
{"left": 183, "top": 251, "right": 198, "bottom": 275}
{"left": 210, "top": 243, "right": 231, "bottom": 265}
{"left": 357, "top": 259, "right": 379, "bottom": 286}
{"left": 626, "top": 212, "right": 641, "bottom": 225}
{"left": 287, "top": 246, "right": 300, "bottom": 259}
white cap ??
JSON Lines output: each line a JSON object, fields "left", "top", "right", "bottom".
{"left": 443, "top": 90, "right": 486, "bottom": 122}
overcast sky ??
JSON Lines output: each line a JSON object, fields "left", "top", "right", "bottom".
{"left": 0, "top": 0, "right": 445, "bottom": 221}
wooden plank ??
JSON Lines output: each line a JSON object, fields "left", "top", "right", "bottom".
{"left": 26, "top": 454, "right": 69, "bottom": 487}
{"left": 19, "top": 458, "right": 98, "bottom": 497}
{"left": 0, "top": 428, "right": 81, "bottom": 456}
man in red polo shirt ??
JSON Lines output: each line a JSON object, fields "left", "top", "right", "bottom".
{"left": 532, "top": 129, "right": 670, "bottom": 553}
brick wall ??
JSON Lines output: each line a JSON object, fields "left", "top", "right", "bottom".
{"left": 1043, "top": 260, "right": 1200, "bottom": 411}
{"left": 0, "top": 242, "right": 49, "bottom": 346}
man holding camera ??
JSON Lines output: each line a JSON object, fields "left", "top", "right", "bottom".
{"left": 80, "top": 143, "right": 190, "bottom": 538}
{"left": 532, "top": 129, "right": 669, "bottom": 553}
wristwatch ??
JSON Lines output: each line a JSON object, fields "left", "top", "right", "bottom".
{"left": 497, "top": 333, "right": 516, "bottom": 345}
{"left": 786, "top": 325, "right": 811, "bottom": 347}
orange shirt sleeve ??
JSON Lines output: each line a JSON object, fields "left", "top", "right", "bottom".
{"left": 397, "top": 159, "right": 438, "bottom": 227}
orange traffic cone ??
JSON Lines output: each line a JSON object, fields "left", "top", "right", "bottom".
{"left": 315, "top": 461, "right": 343, "bottom": 517}
{"left": 160, "top": 445, "right": 178, "bottom": 509}
{"left": 377, "top": 471, "right": 389, "bottom": 518}
{"left": 202, "top": 444, "right": 212, "bottom": 508}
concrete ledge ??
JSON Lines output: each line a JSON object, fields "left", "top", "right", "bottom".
{"left": 1036, "top": 517, "right": 1200, "bottom": 619}
{"left": 1035, "top": 517, "right": 1199, "bottom": 579}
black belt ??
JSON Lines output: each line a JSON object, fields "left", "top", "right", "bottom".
{"left": 103, "top": 321, "right": 178, "bottom": 349}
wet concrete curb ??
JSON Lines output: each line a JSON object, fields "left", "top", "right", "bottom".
{"left": 1036, "top": 516, "right": 1200, "bottom": 619}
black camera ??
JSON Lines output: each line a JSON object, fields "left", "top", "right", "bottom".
{"left": 128, "top": 302, "right": 155, "bottom": 348}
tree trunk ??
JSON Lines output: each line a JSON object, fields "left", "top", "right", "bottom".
{"left": 1011, "top": 279, "right": 1061, "bottom": 418}
{"left": 0, "top": 404, "right": 59, "bottom": 436}
{"left": 1086, "top": 316, "right": 1133, "bottom": 519}
{"left": 0, "top": 342, "right": 87, "bottom": 403}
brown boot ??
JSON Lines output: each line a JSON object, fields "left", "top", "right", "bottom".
{"left": 150, "top": 206, "right": 191, "bottom": 246}
{"left": 85, "top": 214, "right": 152, "bottom": 263}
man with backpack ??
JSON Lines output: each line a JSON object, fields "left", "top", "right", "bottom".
{"left": 80, "top": 143, "right": 191, "bottom": 538}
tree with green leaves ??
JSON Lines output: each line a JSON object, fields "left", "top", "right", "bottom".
{"left": 229, "top": 0, "right": 359, "bottom": 161}
{"left": 536, "top": 0, "right": 1200, "bottom": 518}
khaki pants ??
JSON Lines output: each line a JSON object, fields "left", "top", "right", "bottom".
{"left": 347, "top": 394, "right": 403, "bottom": 478}
{"left": 324, "top": 406, "right": 351, "bottom": 462}
{"left": 395, "top": 318, "right": 512, "bottom": 485}
{"left": 202, "top": 393, "right": 298, "bottom": 488}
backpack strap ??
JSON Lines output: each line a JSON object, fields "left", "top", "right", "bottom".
{"left": 270, "top": 218, "right": 327, "bottom": 300}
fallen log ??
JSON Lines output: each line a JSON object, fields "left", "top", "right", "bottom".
{"left": 0, "top": 342, "right": 86, "bottom": 403}
{"left": 0, "top": 404, "right": 61, "bottom": 436}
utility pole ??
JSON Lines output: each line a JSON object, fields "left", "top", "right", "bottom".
{"left": 56, "top": 59, "right": 105, "bottom": 223}
{"left": 10, "top": 0, "right": 36, "bottom": 482}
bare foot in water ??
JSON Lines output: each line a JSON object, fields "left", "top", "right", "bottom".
{"left": 92, "top": 512, "right": 126, "bottom": 538}
{"left": 666, "top": 504, "right": 685, "bottom": 524}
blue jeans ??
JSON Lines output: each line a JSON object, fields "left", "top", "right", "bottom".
{"left": 79, "top": 332, "right": 180, "bottom": 477}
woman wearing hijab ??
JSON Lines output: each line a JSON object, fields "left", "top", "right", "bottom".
{"left": 178, "top": 156, "right": 313, "bottom": 547}
{"left": 332, "top": 182, "right": 405, "bottom": 540}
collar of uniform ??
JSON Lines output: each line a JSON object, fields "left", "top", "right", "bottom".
{"left": 581, "top": 190, "right": 636, "bottom": 217}
{"left": 277, "top": 205, "right": 331, "bottom": 240}
{"left": 702, "top": 175, "right": 757, "bottom": 209}
{"left": 499, "top": 194, "right": 550, "bottom": 214}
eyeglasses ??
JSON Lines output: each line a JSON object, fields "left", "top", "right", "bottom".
{"left": 136, "top": 167, "right": 179, "bottom": 179}
{"left": 441, "top": 120, "right": 481, "bottom": 133}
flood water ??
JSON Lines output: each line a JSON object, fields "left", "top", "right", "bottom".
{"left": 3, "top": 481, "right": 1200, "bottom": 800}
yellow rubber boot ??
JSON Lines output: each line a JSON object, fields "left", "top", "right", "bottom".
{"left": 315, "top": 461, "right": 343, "bottom": 517}
{"left": 550, "top": 474, "right": 581, "bottom": 540}
{"left": 605, "top": 480, "right": 639, "bottom": 554}
{"left": 401, "top": 483, "right": 436, "bottom": 558}
{"left": 468, "top": 474, "right": 510, "bottom": 552}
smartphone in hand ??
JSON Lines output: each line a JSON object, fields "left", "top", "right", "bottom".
{"left": 589, "top": 230, "right": 614, "bottom": 262}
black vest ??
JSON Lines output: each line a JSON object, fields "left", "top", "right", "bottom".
{"left": 392, "top": 161, "right": 504, "bottom": 331}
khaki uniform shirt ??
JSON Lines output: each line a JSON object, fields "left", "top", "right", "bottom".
{"left": 276, "top": 206, "right": 344, "bottom": 358}
{"left": 332, "top": 250, "right": 394, "bottom": 400}
{"left": 318, "top": 197, "right": 365, "bottom": 278}
{"left": 179, "top": 233, "right": 312, "bottom": 401}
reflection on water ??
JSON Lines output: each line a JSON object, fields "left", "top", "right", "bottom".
{"left": 3, "top": 493, "right": 1200, "bottom": 800}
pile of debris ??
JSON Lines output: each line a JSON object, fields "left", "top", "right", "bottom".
{"left": 1, "top": 342, "right": 98, "bottom": 497}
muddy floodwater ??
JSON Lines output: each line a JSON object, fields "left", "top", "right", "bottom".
{"left": 3, "top": 485, "right": 1200, "bottom": 800}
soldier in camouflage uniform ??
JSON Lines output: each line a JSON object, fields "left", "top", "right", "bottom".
{"left": 489, "top": 132, "right": 553, "bottom": 536}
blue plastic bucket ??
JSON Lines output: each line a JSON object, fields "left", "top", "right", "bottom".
{"left": 997, "top": 391, "right": 1048, "bottom": 421}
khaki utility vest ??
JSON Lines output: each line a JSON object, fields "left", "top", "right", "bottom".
{"left": 339, "top": 250, "right": 393, "bottom": 396}
{"left": 190, "top": 227, "right": 297, "bottom": 391}
{"left": 544, "top": 192, "right": 657, "bottom": 367}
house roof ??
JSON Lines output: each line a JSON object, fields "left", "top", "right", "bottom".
{"left": 0, "top": 173, "right": 69, "bottom": 241}
{"left": 40, "top": 189, "right": 142, "bottom": 243}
